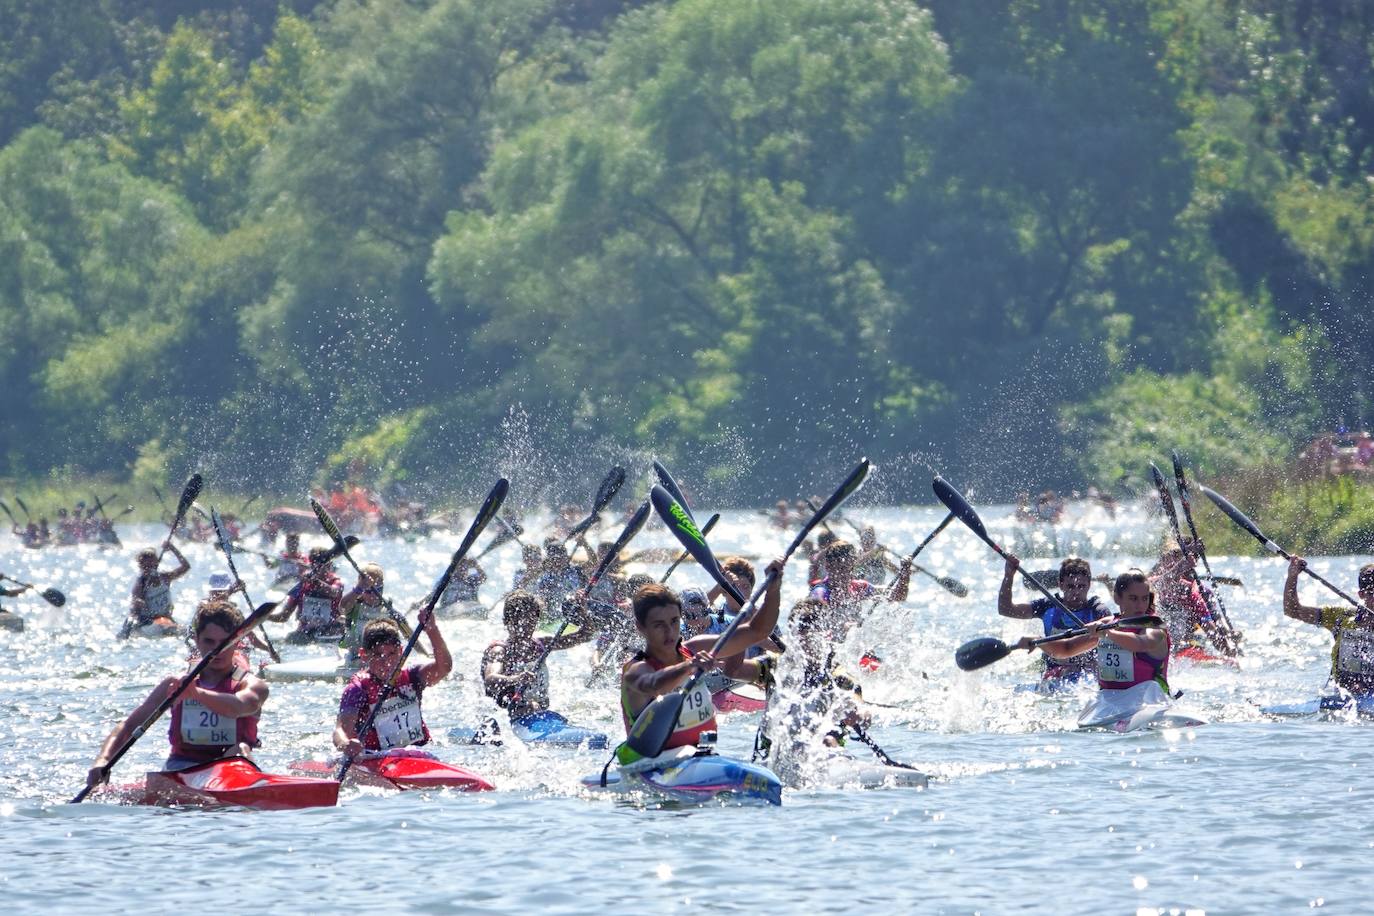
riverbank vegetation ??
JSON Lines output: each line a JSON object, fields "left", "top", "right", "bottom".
{"left": 3, "top": 1, "right": 1372, "bottom": 506}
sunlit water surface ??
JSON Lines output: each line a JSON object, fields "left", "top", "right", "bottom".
{"left": 2, "top": 503, "right": 1370, "bottom": 913}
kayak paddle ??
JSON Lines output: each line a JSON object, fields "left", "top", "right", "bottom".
{"left": 1172, "top": 451, "right": 1241, "bottom": 635}
{"left": 660, "top": 513, "right": 720, "bottom": 583}
{"left": 72, "top": 600, "right": 279, "bottom": 803}
{"left": 0, "top": 573, "right": 65, "bottom": 607}
{"left": 0, "top": 499, "right": 17, "bottom": 527}
{"left": 158, "top": 475, "right": 204, "bottom": 563}
{"left": 337, "top": 477, "right": 508, "bottom": 782}
{"left": 561, "top": 466, "right": 627, "bottom": 545}
{"left": 932, "top": 475, "right": 1085, "bottom": 626}
{"left": 211, "top": 506, "right": 280, "bottom": 663}
{"left": 626, "top": 459, "right": 870, "bottom": 761}
{"left": 14, "top": 495, "right": 32, "bottom": 521}
{"left": 955, "top": 614, "right": 1162, "bottom": 672}
{"left": 1201, "top": 485, "right": 1365, "bottom": 609}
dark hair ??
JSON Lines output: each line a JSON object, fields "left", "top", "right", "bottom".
{"left": 502, "top": 589, "right": 543, "bottom": 629}
{"left": 826, "top": 540, "right": 856, "bottom": 563}
{"left": 1113, "top": 568, "right": 1152, "bottom": 598}
{"left": 308, "top": 546, "right": 332, "bottom": 566}
{"left": 721, "top": 556, "right": 755, "bottom": 587}
{"left": 1060, "top": 556, "right": 1092, "bottom": 578}
{"left": 362, "top": 618, "right": 403, "bottom": 651}
{"left": 1359, "top": 564, "right": 1374, "bottom": 592}
{"left": 632, "top": 583, "right": 680, "bottom": 626}
{"left": 192, "top": 599, "right": 243, "bottom": 637}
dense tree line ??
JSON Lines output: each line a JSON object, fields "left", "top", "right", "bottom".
{"left": 2, "top": 0, "right": 1371, "bottom": 502}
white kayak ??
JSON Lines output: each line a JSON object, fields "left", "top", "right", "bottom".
{"left": 812, "top": 751, "right": 928, "bottom": 789}
{"left": 1264, "top": 686, "right": 1374, "bottom": 719}
{"left": 260, "top": 652, "right": 361, "bottom": 683}
{"left": 1077, "top": 681, "right": 1207, "bottom": 732}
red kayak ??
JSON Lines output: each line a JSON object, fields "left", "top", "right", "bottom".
{"left": 713, "top": 682, "right": 767, "bottom": 714}
{"left": 290, "top": 749, "right": 494, "bottom": 792}
{"left": 1174, "top": 645, "right": 1239, "bottom": 668}
{"left": 121, "top": 756, "right": 339, "bottom": 810}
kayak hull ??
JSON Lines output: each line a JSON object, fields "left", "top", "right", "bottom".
{"left": 815, "top": 752, "right": 928, "bottom": 790}
{"left": 712, "top": 682, "right": 767, "bottom": 714}
{"left": 1077, "top": 682, "right": 1207, "bottom": 732}
{"left": 123, "top": 617, "right": 179, "bottom": 639}
{"left": 1174, "top": 645, "right": 1239, "bottom": 668}
{"left": 582, "top": 748, "right": 783, "bottom": 806}
{"left": 260, "top": 653, "right": 360, "bottom": 683}
{"left": 291, "top": 749, "right": 494, "bottom": 792}
{"left": 1264, "top": 688, "right": 1374, "bottom": 719}
{"left": 511, "top": 711, "right": 609, "bottom": 749}
{"left": 134, "top": 756, "right": 339, "bottom": 810}
{"left": 0, "top": 612, "right": 24, "bottom": 632}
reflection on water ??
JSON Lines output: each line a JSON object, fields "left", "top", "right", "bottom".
{"left": 2, "top": 502, "right": 1369, "bottom": 912}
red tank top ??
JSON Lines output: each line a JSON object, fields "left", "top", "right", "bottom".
{"left": 167, "top": 667, "right": 260, "bottom": 761}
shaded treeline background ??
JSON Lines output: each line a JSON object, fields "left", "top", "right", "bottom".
{"left": 3, "top": 0, "right": 1372, "bottom": 505}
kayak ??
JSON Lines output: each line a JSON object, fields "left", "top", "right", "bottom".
{"left": 119, "top": 756, "right": 339, "bottom": 810}
{"left": 260, "top": 652, "right": 360, "bottom": 683}
{"left": 511, "top": 710, "right": 609, "bottom": 748}
{"left": 582, "top": 746, "right": 783, "bottom": 806}
{"left": 434, "top": 597, "right": 488, "bottom": 620}
{"left": 121, "top": 616, "right": 179, "bottom": 639}
{"left": 0, "top": 611, "right": 24, "bottom": 632}
{"left": 813, "top": 751, "right": 928, "bottom": 790}
{"left": 290, "top": 749, "right": 494, "bottom": 791}
{"left": 1174, "top": 645, "right": 1239, "bottom": 668}
{"left": 449, "top": 711, "right": 608, "bottom": 749}
{"left": 1264, "top": 686, "right": 1374, "bottom": 719}
{"left": 713, "top": 681, "right": 767, "bottom": 714}
{"left": 1077, "top": 681, "right": 1207, "bottom": 732}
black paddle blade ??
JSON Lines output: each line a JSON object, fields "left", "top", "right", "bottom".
{"left": 652, "top": 460, "right": 695, "bottom": 523}
{"left": 309, "top": 497, "right": 346, "bottom": 546}
{"left": 625, "top": 691, "right": 686, "bottom": 761}
{"left": 40, "top": 588, "right": 66, "bottom": 607}
{"left": 955, "top": 636, "right": 1013, "bottom": 671}
{"left": 1170, "top": 450, "right": 1189, "bottom": 490}
{"left": 211, "top": 507, "right": 234, "bottom": 558}
{"left": 936, "top": 574, "right": 970, "bottom": 598}
{"left": 14, "top": 495, "right": 30, "bottom": 518}
{"left": 650, "top": 485, "right": 744, "bottom": 605}
{"left": 588, "top": 498, "right": 652, "bottom": 589}
{"left": 1149, "top": 462, "right": 1182, "bottom": 532}
{"left": 782, "top": 459, "right": 871, "bottom": 557}
{"left": 176, "top": 475, "right": 204, "bottom": 519}
{"left": 1200, "top": 486, "right": 1277, "bottom": 552}
{"left": 593, "top": 466, "right": 627, "bottom": 515}
{"left": 932, "top": 475, "right": 991, "bottom": 545}
{"left": 421, "top": 478, "right": 510, "bottom": 614}
{"left": 322, "top": 535, "right": 361, "bottom": 563}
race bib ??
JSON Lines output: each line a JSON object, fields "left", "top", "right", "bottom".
{"left": 301, "top": 595, "right": 334, "bottom": 627}
{"left": 372, "top": 694, "right": 425, "bottom": 749}
{"left": 1337, "top": 630, "right": 1374, "bottom": 675}
{"left": 144, "top": 582, "right": 172, "bottom": 617}
{"left": 676, "top": 683, "right": 715, "bottom": 730}
{"left": 180, "top": 699, "right": 237, "bottom": 746}
{"left": 1097, "top": 639, "right": 1136, "bottom": 683}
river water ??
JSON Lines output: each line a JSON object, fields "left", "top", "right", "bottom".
{"left": 1, "top": 500, "right": 1369, "bottom": 914}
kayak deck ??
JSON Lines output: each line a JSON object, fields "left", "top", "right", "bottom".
{"left": 1077, "top": 682, "right": 1208, "bottom": 733}
{"left": 290, "top": 749, "right": 494, "bottom": 791}
{"left": 122, "top": 756, "right": 339, "bottom": 810}
{"left": 583, "top": 747, "right": 783, "bottom": 806}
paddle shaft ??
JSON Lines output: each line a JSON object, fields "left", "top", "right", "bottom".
{"left": 72, "top": 603, "right": 274, "bottom": 803}
{"left": 1149, "top": 462, "right": 1230, "bottom": 633}
{"left": 14, "top": 496, "right": 31, "bottom": 521}
{"left": 0, "top": 500, "right": 17, "bottom": 526}
{"left": 849, "top": 728, "right": 920, "bottom": 771}
{"left": 212, "top": 508, "right": 280, "bottom": 664}
{"left": 561, "top": 466, "right": 627, "bottom": 546}
{"left": 1170, "top": 453, "right": 1238, "bottom": 633}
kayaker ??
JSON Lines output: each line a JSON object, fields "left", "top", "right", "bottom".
{"left": 271, "top": 547, "right": 345, "bottom": 643}
{"left": 998, "top": 555, "right": 1110, "bottom": 687}
{"left": 333, "top": 612, "right": 452, "bottom": 757}
{"left": 532, "top": 541, "right": 586, "bottom": 612}
{"left": 1149, "top": 540, "right": 1238, "bottom": 657}
{"left": 702, "top": 558, "right": 783, "bottom": 666}
{"left": 482, "top": 590, "right": 597, "bottom": 724}
{"left": 0, "top": 577, "right": 29, "bottom": 631}
{"left": 1021, "top": 569, "right": 1171, "bottom": 695}
{"left": 122, "top": 541, "right": 191, "bottom": 637}
{"left": 854, "top": 525, "right": 890, "bottom": 586}
{"left": 86, "top": 600, "right": 269, "bottom": 788}
{"left": 809, "top": 540, "right": 910, "bottom": 640}
{"left": 619, "top": 559, "right": 785, "bottom": 756}
{"left": 272, "top": 532, "right": 307, "bottom": 578}
{"left": 204, "top": 572, "right": 271, "bottom": 662}
{"left": 439, "top": 557, "right": 486, "bottom": 608}
{"left": 512, "top": 543, "right": 543, "bottom": 590}
{"left": 1283, "top": 557, "right": 1374, "bottom": 697}
{"left": 339, "top": 563, "right": 410, "bottom": 663}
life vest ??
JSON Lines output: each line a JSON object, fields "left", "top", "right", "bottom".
{"left": 482, "top": 640, "right": 550, "bottom": 712}
{"left": 1038, "top": 596, "right": 1108, "bottom": 677}
{"left": 1333, "top": 626, "right": 1374, "bottom": 688}
{"left": 619, "top": 648, "right": 716, "bottom": 751}
{"left": 297, "top": 573, "right": 342, "bottom": 632}
{"left": 167, "top": 666, "right": 260, "bottom": 762}
{"left": 1096, "top": 627, "right": 1171, "bottom": 692}
{"left": 341, "top": 665, "right": 430, "bottom": 751}
{"left": 137, "top": 574, "right": 173, "bottom": 622}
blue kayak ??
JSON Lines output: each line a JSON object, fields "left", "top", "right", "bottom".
{"left": 1263, "top": 689, "right": 1374, "bottom": 719}
{"left": 449, "top": 711, "right": 608, "bottom": 749}
{"left": 582, "top": 747, "right": 783, "bottom": 806}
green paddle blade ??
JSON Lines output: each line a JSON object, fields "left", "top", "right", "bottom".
{"left": 650, "top": 485, "right": 744, "bottom": 606}
{"left": 955, "top": 636, "right": 1013, "bottom": 671}
{"left": 652, "top": 460, "right": 696, "bottom": 523}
